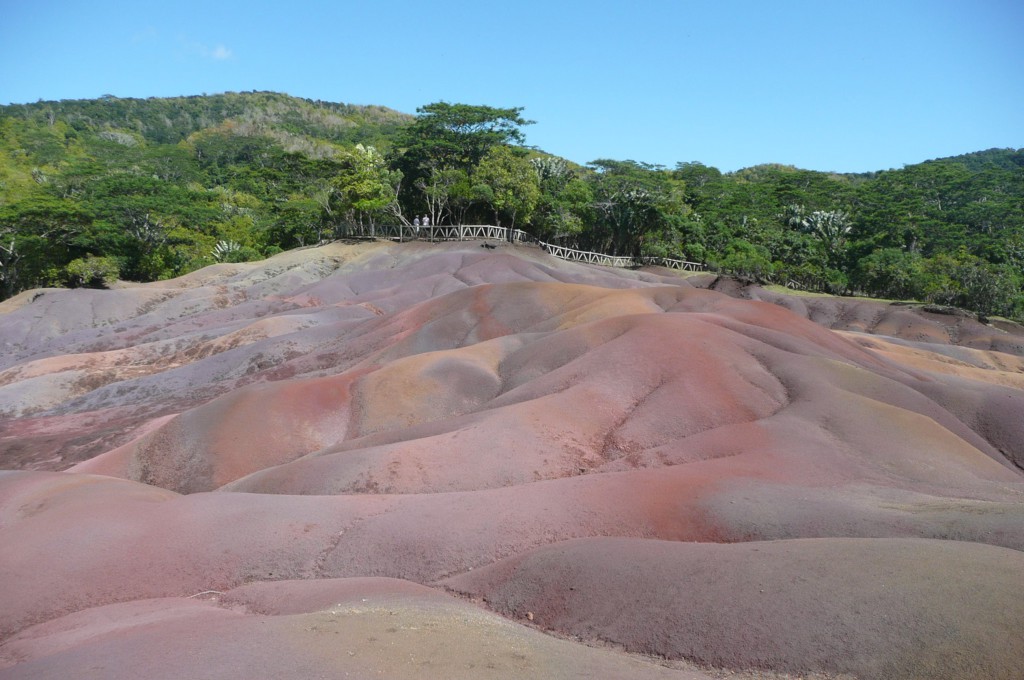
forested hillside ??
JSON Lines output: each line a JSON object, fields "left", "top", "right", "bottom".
{"left": 1, "top": 92, "right": 1021, "bottom": 319}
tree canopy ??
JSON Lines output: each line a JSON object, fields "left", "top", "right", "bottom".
{"left": 1, "top": 93, "right": 1022, "bottom": 320}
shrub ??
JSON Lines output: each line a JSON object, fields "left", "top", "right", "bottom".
{"left": 63, "top": 256, "right": 121, "bottom": 289}
{"left": 856, "top": 248, "right": 926, "bottom": 300}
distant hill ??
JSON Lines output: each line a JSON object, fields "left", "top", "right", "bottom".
{"left": 0, "top": 91, "right": 412, "bottom": 148}
{"left": 1, "top": 92, "right": 1022, "bottom": 320}
{"left": 925, "top": 147, "right": 1024, "bottom": 173}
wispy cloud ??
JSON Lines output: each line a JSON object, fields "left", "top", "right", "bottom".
{"left": 131, "top": 26, "right": 159, "bottom": 44}
{"left": 176, "top": 35, "right": 235, "bottom": 61}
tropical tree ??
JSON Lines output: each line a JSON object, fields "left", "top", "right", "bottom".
{"left": 712, "top": 239, "right": 774, "bottom": 281}
{"left": 267, "top": 196, "right": 327, "bottom": 248}
{"left": 530, "top": 157, "right": 593, "bottom": 242}
{"left": 397, "top": 102, "right": 532, "bottom": 171}
{"left": 0, "top": 194, "right": 91, "bottom": 298}
{"left": 855, "top": 247, "right": 926, "bottom": 300}
{"left": 473, "top": 146, "right": 540, "bottom": 232}
{"left": 586, "top": 160, "right": 686, "bottom": 257}
{"left": 415, "top": 165, "right": 468, "bottom": 226}
{"left": 394, "top": 102, "right": 532, "bottom": 220}
{"left": 330, "top": 144, "right": 404, "bottom": 231}
{"left": 922, "top": 250, "right": 1023, "bottom": 317}
{"left": 800, "top": 209, "right": 852, "bottom": 264}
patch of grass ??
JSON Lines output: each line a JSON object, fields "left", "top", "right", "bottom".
{"left": 761, "top": 284, "right": 912, "bottom": 305}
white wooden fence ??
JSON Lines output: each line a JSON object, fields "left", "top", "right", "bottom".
{"left": 338, "top": 224, "right": 706, "bottom": 273}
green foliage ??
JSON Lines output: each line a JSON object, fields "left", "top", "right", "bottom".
{"left": 267, "top": 196, "right": 326, "bottom": 248}
{"left": 397, "top": 102, "right": 532, "bottom": 171}
{"left": 675, "top": 150, "right": 1024, "bottom": 309}
{"left": 922, "top": 251, "right": 1023, "bottom": 318}
{"left": 0, "top": 92, "right": 411, "bottom": 147}
{"left": 584, "top": 159, "right": 687, "bottom": 256}
{"left": 530, "top": 157, "right": 593, "bottom": 241}
{"left": 798, "top": 209, "right": 852, "bottom": 262}
{"left": 711, "top": 240, "right": 774, "bottom": 281}
{"left": 473, "top": 146, "right": 540, "bottom": 230}
{"left": 415, "top": 166, "right": 470, "bottom": 226}
{"left": 0, "top": 93, "right": 1021, "bottom": 320}
{"left": 394, "top": 102, "right": 534, "bottom": 221}
{"left": 63, "top": 255, "right": 120, "bottom": 288}
{"left": 0, "top": 193, "right": 92, "bottom": 298}
{"left": 856, "top": 248, "right": 926, "bottom": 300}
{"left": 330, "top": 144, "right": 403, "bottom": 229}
{"left": 211, "top": 239, "right": 259, "bottom": 263}
{"left": 0, "top": 93, "right": 408, "bottom": 294}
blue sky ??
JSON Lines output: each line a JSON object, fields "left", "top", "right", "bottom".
{"left": 1, "top": 0, "right": 1021, "bottom": 173}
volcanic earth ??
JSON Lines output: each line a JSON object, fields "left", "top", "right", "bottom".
{"left": 1, "top": 239, "right": 1022, "bottom": 680}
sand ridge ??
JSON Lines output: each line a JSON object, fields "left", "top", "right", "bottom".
{"left": 1, "top": 240, "right": 1022, "bottom": 679}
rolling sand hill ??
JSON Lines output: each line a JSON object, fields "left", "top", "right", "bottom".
{"left": 1, "top": 240, "right": 1022, "bottom": 679}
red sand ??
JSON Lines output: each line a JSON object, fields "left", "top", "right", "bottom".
{"left": 444, "top": 536, "right": 1024, "bottom": 679}
{"left": 1, "top": 240, "right": 1022, "bottom": 679}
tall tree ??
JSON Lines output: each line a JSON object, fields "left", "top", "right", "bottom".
{"left": 473, "top": 146, "right": 540, "bottom": 232}
{"left": 330, "top": 144, "right": 404, "bottom": 231}
{"left": 397, "top": 102, "right": 532, "bottom": 170}
{"left": 530, "top": 157, "right": 593, "bottom": 242}
{"left": 418, "top": 166, "right": 476, "bottom": 227}
{"left": 0, "top": 194, "right": 91, "bottom": 298}
{"left": 586, "top": 160, "right": 686, "bottom": 257}
{"left": 394, "top": 103, "right": 533, "bottom": 219}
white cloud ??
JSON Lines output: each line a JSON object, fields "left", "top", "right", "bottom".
{"left": 131, "top": 26, "right": 159, "bottom": 44}
{"left": 175, "top": 35, "right": 234, "bottom": 61}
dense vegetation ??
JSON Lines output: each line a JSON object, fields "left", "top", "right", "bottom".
{"left": 2, "top": 92, "right": 1022, "bottom": 319}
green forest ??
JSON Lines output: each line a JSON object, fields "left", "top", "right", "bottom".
{"left": 2, "top": 91, "right": 1022, "bottom": 319}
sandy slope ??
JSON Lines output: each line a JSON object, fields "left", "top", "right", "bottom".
{"left": 1, "top": 240, "right": 1022, "bottom": 679}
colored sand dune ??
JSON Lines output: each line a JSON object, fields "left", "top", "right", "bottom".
{"left": 1, "top": 240, "right": 1022, "bottom": 679}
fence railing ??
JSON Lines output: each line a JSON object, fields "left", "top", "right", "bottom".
{"left": 338, "top": 224, "right": 706, "bottom": 273}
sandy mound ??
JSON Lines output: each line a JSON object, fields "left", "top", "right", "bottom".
{"left": 1, "top": 240, "right": 1022, "bottom": 677}
{"left": 444, "top": 537, "right": 1024, "bottom": 680}
{"left": 728, "top": 282, "right": 1024, "bottom": 356}
{"left": 0, "top": 578, "right": 708, "bottom": 680}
